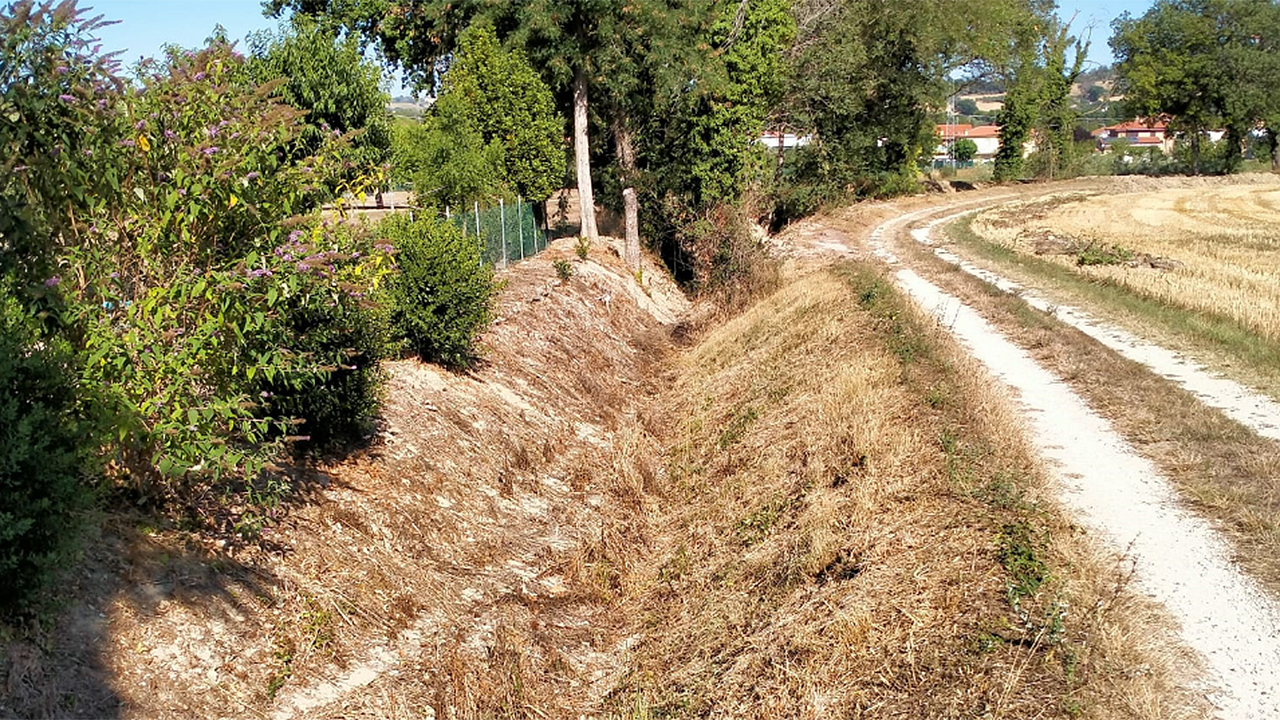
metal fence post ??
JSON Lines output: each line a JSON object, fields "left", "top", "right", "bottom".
{"left": 518, "top": 195, "right": 525, "bottom": 260}
{"left": 475, "top": 201, "right": 482, "bottom": 264}
{"left": 500, "top": 197, "right": 508, "bottom": 268}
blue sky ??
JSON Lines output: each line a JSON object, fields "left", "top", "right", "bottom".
{"left": 88, "top": 0, "right": 1155, "bottom": 83}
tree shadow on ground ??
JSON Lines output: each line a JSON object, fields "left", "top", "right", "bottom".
{"left": 0, "top": 466, "right": 346, "bottom": 719}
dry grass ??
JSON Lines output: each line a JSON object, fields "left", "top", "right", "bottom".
{"left": 610, "top": 264, "right": 1201, "bottom": 719}
{"left": 971, "top": 179, "right": 1280, "bottom": 346}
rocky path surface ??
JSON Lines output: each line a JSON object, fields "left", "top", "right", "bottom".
{"left": 860, "top": 201, "right": 1280, "bottom": 720}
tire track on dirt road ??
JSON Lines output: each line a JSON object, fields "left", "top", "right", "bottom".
{"left": 865, "top": 203, "right": 1280, "bottom": 720}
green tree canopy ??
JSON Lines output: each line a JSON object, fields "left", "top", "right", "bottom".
{"left": 784, "top": 0, "right": 1054, "bottom": 191}
{"left": 952, "top": 137, "right": 979, "bottom": 162}
{"left": 247, "top": 20, "right": 392, "bottom": 184}
{"left": 1111, "top": 0, "right": 1280, "bottom": 173}
{"left": 438, "top": 23, "right": 566, "bottom": 204}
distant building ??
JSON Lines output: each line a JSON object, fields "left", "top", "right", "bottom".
{"left": 934, "top": 123, "right": 1002, "bottom": 160}
{"left": 759, "top": 131, "right": 811, "bottom": 149}
{"left": 1092, "top": 120, "right": 1173, "bottom": 154}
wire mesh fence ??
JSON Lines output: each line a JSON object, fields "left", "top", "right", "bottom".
{"left": 444, "top": 198, "right": 547, "bottom": 268}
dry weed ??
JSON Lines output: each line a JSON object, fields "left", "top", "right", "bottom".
{"left": 610, "top": 264, "right": 1202, "bottom": 719}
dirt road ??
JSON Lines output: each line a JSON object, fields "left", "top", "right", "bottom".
{"left": 845, "top": 190, "right": 1280, "bottom": 719}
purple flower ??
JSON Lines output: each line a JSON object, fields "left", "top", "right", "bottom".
{"left": 374, "top": 243, "right": 393, "bottom": 254}
{"left": 202, "top": 146, "right": 219, "bottom": 156}
{"left": 351, "top": 251, "right": 361, "bottom": 259}
{"left": 83, "top": 148, "right": 94, "bottom": 156}
{"left": 164, "top": 129, "right": 176, "bottom": 139}
{"left": 96, "top": 99, "right": 108, "bottom": 110}
{"left": 218, "top": 120, "right": 229, "bottom": 128}
{"left": 119, "top": 139, "right": 135, "bottom": 147}
{"left": 194, "top": 72, "right": 206, "bottom": 81}
{"left": 205, "top": 126, "right": 219, "bottom": 138}
{"left": 246, "top": 268, "right": 273, "bottom": 278}
{"left": 134, "top": 119, "right": 146, "bottom": 130}
{"left": 44, "top": 276, "right": 60, "bottom": 287}
{"left": 13, "top": 165, "right": 28, "bottom": 172}
{"left": 296, "top": 261, "right": 309, "bottom": 272}
{"left": 287, "top": 230, "right": 304, "bottom": 243}
{"left": 245, "top": 171, "right": 260, "bottom": 181}
{"left": 109, "top": 271, "right": 119, "bottom": 279}
{"left": 260, "top": 391, "right": 273, "bottom": 398}
{"left": 56, "top": 66, "right": 69, "bottom": 75}
{"left": 58, "top": 94, "right": 78, "bottom": 104}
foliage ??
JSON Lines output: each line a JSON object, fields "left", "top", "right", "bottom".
{"left": 253, "top": 221, "right": 393, "bottom": 454}
{"left": 575, "top": 236, "right": 591, "bottom": 260}
{"left": 59, "top": 41, "right": 396, "bottom": 510}
{"left": 553, "top": 258, "right": 574, "bottom": 282}
{"left": 955, "top": 98, "right": 980, "bottom": 116}
{"left": 1075, "top": 242, "right": 1135, "bottom": 266}
{"left": 402, "top": 23, "right": 565, "bottom": 209}
{"left": 0, "top": 288, "right": 95, "bottom": 614}
{"left": 785, "top": 0, "right": 1050, "bottom": 193}
{"left": 995, "top": 21, "right": 1087, "bottom": 181}
{"left": 952, "top": 138, "right": 978, "bottom": 163}
{"left": 389, "top": 118, "right": 429, "bottom": 186}
{"left": 381, "top": 213, "right": 497, "bottom": 368}
{"left": 1111, "top": 0, "right": 1280, "bottom": 174}
{"left": 247, "top": 18, "right": 393, "bottom": 189}
{"left": 1, "top": 0, "right": 128, "bottom": 289}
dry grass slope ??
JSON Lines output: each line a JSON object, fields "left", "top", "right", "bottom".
{"left": 611, "top": 264, "right": 1200, "bottom": 719}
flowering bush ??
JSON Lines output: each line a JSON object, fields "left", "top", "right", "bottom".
{"left": 1, "top": 0, "right": 128, "bottom": 289}
{"left": 53, "top": 41, "right": 393, "bottom": 522}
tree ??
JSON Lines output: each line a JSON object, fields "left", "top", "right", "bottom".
{"left": 995, "top": 20, "right": 1086, "bottom": 181}
{"left": 247, "top": 19, "right": 392, "bottom": 189}
{"left": 785, "top": 0, "right": 1054, "bottom": 192}
{"left": 433, "top": 23, "right": 566, "bottom": 205}
{"left": 955, "top": 98, "right": 980, "bottom": 116}
{"left": 635, "top": 0, "right": 796, "bottom": 285}
{"left": 1109, "top": 0, "right": 1280, "bottom": 174}
{"left": 268, "top": 0, "right": 710, "bottom": 264}
{"left": 952, "top": 137, "right": 978, "bottom": 162}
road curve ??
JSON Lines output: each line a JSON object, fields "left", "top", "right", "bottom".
{"left": 865, "top": 201, "right": 1280, "bottom": 720}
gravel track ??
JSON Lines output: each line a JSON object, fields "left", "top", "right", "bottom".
{"left": 867, "top": 204, "right": 1280, "bottom": 720}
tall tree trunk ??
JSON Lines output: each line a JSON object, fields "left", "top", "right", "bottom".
{"left": 573, "top": 69, "right": 598, "bottom": 240}
{"left": 1270, "top": 129, "right": 1279, "bottom": 174}
{"left": 613, "top": 114, "right": 640, "bottom": 273}
{"left": 1192, "top": 132, "right": 1202, "bottom": 175}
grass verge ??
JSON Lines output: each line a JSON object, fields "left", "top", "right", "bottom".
{"left": 608, "top": 264, "right": 1200, "bottom": 719}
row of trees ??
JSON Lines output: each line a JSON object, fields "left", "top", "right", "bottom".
{"left": 1, "top": 1, "right": 496, "bottom": 613}
{"left": 1112, "top": 0, "right": 1280, "bottom": 173}
{"left": 272, "top": 0, "right": 1085, "bottom": 286}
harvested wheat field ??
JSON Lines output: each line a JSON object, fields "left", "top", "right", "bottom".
{"left": 969, "top": 176, "right": 1280, "bottom": 344}
{"left": 609, "top": 264, "right": 1200, "bottom": 719}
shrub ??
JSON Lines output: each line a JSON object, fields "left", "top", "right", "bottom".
{"left": 0, "top": 290, "right": 95, "bottom": 614}
{"left": 1075, "top": 242, "right": 1134, "bottom": 266}
{"left": 575, "top": 236, "right": 591, "bottom": 260}
{"left": 254, "top": 223, "right": 392, "bottom": 454}
{"left": 382, "top": 213, "right": 498, "bottom": 368}
{"left": 554, "top": 258, "right": 574, "bottom": 282}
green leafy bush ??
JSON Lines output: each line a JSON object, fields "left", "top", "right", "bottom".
{"left": 255, "top": 222, "right": 392, "bottom": 452}
{"left": 382, "top": 213, "right": 497, "bottom": 368}
{"left": 0, "top": 290, "right": 95, "bottom": 613}
{"left": 554, "top": 258, "right": 574, "bottom": 282}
